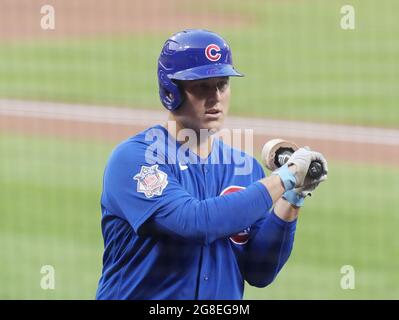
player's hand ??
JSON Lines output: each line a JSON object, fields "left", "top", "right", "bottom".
{"left": 287, "top": 147, "right": 328, "bottom": 187}
{"left": 298, "top": 172, "right": 328, "bottom": 197}
{"left": 282, "top": 173, "right": 327, "bottom": 207}
{"left": 282, "top": 149, "right": 328, "bottom": 207}
{"left": 272, "top": 146, "right": 328, "bottom": 191}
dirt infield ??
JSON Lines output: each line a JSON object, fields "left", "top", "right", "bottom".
{"left": 0, "top": 0, "right": 251, "bottom": 40}
{"left": 1, "top": 100, "right": 398, "bottom": 167}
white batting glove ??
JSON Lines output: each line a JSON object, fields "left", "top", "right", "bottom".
{"left": 272, "top": 147, "right": 314, "bottom": 191}
{"left": 286, "top": 147, "right": 328, "bottom": 188}
{"left": 282, "top": 150, "right": 328, "bottom": 206}
{"left": 283, "top": 174, "right": 327, "bottom": 207}
{"left": 297, "top": 173, "right": 328, "bottom": 197}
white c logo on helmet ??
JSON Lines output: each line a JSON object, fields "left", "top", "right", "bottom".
{"left": 205, "top": 44, "right": 221, "bottom": 62}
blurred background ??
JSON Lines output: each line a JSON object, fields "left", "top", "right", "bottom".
{"left": 0, "top": 0, "right": 398, "bottom": 299}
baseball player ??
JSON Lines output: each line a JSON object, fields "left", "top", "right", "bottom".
{"left": 96, "top": 29, "right": 328, "bottom": 299}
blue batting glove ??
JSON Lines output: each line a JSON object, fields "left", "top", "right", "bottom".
{"left": 272, "top": 163, "right": 296, "bottom": 191}
{"left": 283, "top": 173, "right": 328, "bottom": 207}
{"left": 282, "top": 189, "right": 305, "bottom": 207}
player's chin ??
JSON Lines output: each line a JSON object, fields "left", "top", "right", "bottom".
{"left": 201, "top": 118, "right": 224, "bottom": 134}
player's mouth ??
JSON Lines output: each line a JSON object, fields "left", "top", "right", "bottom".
{"left": 205, "top": 108, "right": 223, "bottom": 119}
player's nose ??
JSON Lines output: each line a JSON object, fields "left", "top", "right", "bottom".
{"left": 207, "top": 85, "right": 222, "bottom": 102}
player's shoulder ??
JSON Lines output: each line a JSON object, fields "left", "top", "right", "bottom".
{"left": 108, "top": 125, "right": 167, "bottom": 164}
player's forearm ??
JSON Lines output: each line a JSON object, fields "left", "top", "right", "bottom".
{"left": 258, "top": 175, "right": 286, "bottom": 203}
{"left": 143, "top": 174, "right": 293, "bottom": 245}
{"left": 242, "top": 210, "right": 296, "bottom": 288}
{"left": 274, "top": 197, "right": 300, "bottom": 222}
{"left": 147, "top": 182, "right": 274, "bottom": 245}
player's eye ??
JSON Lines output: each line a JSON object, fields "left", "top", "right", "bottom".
{"left": 217, "top": 80, "right": 229, "bottom": 91}
{"left": 199, "top": 83, "right": 210, "bottom": 90}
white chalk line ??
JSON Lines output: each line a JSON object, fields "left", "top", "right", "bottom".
{"left": 1, "top": 99, "right": 398, "bottom": 146}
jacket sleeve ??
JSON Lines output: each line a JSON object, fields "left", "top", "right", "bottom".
{"left": 102, "top": 141, "right": 274, "bottom": 245}
{"left": 142, "top": 182, "right": 273, "bottom": 245}
{"left": 227, "top": 159, "right": 297, "bottom": 288}
{"left": 240, "top": 210, "right": 297, "bottom": 287}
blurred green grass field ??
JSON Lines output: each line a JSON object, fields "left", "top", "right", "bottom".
{"left": 0, "top": 0, "right": 398, "bottom": 127}
{"left": 1, "top": 0, "right": 398, "bottom": 300}
{"left": 1, "top": 133, "right": 398, "bottom": 299}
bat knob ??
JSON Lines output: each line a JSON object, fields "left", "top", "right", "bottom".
{"left": 308, "top": 161, "right": 324, "bottom": 179}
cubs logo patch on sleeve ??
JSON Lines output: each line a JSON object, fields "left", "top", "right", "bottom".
{"left": 230, "top": 227, "right": 251, "bottom": 245}
{"left": 133, "top": 165, "right": 168, "bottom": 198}
{"left": 220, "top": 185, "right": 251, "bottom": 245}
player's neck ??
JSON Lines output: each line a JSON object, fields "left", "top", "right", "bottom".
{"left": 162, "top": 120, "right": 214, "bottom": 159}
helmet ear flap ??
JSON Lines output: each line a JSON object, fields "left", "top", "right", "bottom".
{"left": 171, "top": 80, "right": 185, "bottom": 107}
{"left": 158, "top": 70, "right": 183, "bottom": 111}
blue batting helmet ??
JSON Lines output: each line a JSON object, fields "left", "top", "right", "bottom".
{"left": 157, "top": 29, "right": 243, "bottom": 111}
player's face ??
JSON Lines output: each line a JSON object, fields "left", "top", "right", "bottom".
{"left": 174, "top": 77, "right": 231, "bottom": 134}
